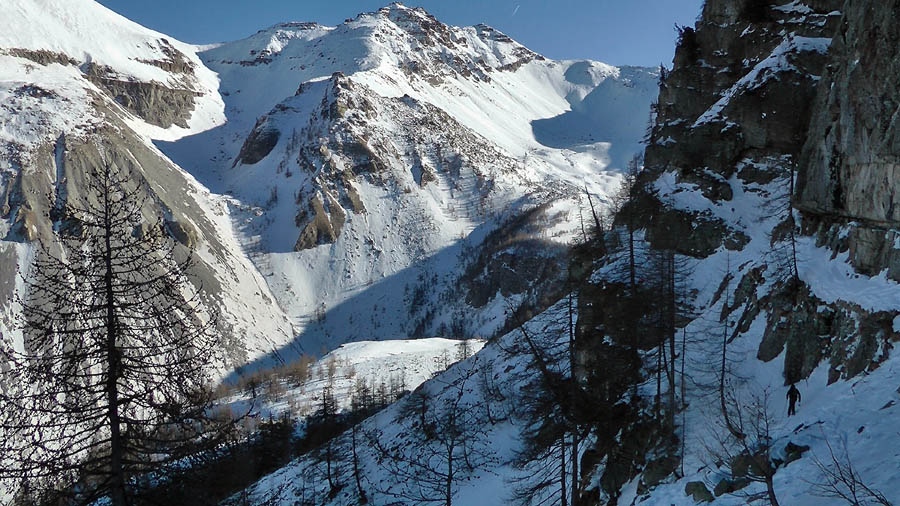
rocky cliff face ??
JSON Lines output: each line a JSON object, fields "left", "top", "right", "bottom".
{"left": 577, "top": 0, "right": 900, "bottom": 502}
{"left": 640, "top": 0, "right": 841, "bottom": 257}
{"left": 624, "top": 0, "right": 900, "bottom": 389}
{"left": 797, "top": 0, "right": 900, "bottom": 280}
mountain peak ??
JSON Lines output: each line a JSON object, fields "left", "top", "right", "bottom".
{"left": 378, "top": 1, "right": 412, "bottom": 12}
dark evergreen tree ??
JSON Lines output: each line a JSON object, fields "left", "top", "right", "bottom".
{"left": 508, "top": 294, "right": 598, "bottom": 506}
{"left": 304, "top": 385, "right": 346, "bottom": 500}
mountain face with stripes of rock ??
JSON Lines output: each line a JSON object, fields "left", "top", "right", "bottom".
{"left": 0, "top": 0, "right": 656, "bottom": 363}
{"left": 0, "top": 0, "right": 295, "bottom": 366}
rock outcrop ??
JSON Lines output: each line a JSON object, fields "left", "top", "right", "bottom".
{"left": 0, "top": 0, "right": 293, "bottom": 368}
{"left": 638, "top": 0, "right": 841, "bottom": 256}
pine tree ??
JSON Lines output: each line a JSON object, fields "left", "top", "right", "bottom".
{"left": 0, "top": 162, "right": 232, "bottom": 505}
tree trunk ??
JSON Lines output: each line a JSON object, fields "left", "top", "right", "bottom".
{"left": 103, "top": 180, "right": 126, "bottom": 506}
{"left": 446, "top": 443, "right": 453, "bottom": 506}
{"left": 326, "top": 441, "right": 335, "bottom": 491}
{"left": 655, "top": 339, "right": 662, "bottom": 420}
{"left": 718, "top": 260, "right": 742, "bottom": 439}
{"left": 680, "top": 329, "right": 687, "bottom": 409}
{"left": 765, "top": 475, "right": 780, "bottom": 506}
{"left": 667, "top": 253, "right": 677, "bottom": 430}
{"left": 351, "top": 424, "right": 365, "bottom": 502}
{"left": 567, "top": 293, "right": 579, "bottom": 504}
{"left": 585, "top": 187, "right": 603, "bottom": 236}
{"left": 570, "top": 433, "right": 579, "bottom": 505}
{"left": 560, "top": 439, "right": 567, "bottom": 506}
{"left": 628, "top": 226, "right": 639, "bottom": 398}
{"left": 628, "top": 229, "right": 636, "bottom": 295}
{"left": 680, "top": 328, "right": 687, "bottom": 477}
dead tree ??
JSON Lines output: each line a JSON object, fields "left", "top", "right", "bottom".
{"left": 809, "top": 434, "right": 893, "bottom": 506}
{"left": 369, "top": 362, "right": 494, "bottom": 506}
{"left": 705, "top": 387, "right": 781, "bottom": 506}
{"left": 0, "top": 162, "right": 231, "bottom": 506}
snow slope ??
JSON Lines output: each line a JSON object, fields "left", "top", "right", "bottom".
{"left": 232, "top": 150, "right": 900, "bottom": 506}
{"left": 0, "top": 0, "right": 224, "bottom": 140}
{"left": 237, "top": 294, "right": 900, "bottom": 505}
{"left": 226, "top": 337, "right": 486, "bottom": 421}
{"left": 233, "top": 300, "right": 572, "bottom": 506}
{"left": 613, "top": 181, "right": 900, "bottom": 505}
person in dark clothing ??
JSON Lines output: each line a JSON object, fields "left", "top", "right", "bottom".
{"left": 787, "top": 384, "right": 801, "bottom": 416}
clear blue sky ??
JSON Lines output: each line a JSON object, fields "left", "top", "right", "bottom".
{"left": 96, "top": 0, "right": 704, "bottom": 67}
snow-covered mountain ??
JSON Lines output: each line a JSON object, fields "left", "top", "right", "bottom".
{"left": 158, "top": 3, "right": 659, "bottom": 355}
{"left": 0, "top": 0, "right": 295, "bottom": 365}
{"left": 0, "top": 1, "right": 655, "bottom": 365}
{"left": 234, "top": 1, "right": 900, "bottom": 505}
{"left": 6, "top": 1, "right": 900, "bottom": 506}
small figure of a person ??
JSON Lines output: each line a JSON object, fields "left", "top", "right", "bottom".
{"left": 787, "top": 383, "right": 802, "bottom": 416}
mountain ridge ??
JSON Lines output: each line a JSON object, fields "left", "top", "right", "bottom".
{"left": 0, "top": 0, "right": 295, "bottom": 368}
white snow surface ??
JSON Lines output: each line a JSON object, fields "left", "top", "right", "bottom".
{"left": 0, "top": 56, "right": 99, "bottom": 147}
{"left": 228, "top": 337, "right": 486, "bottom": 420}
{"left": 236, "top": 300, "right": 574, "bottom": 506}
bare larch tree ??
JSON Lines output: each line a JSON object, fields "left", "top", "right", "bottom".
{"left": 0, "top": 162, "right": 231, "bottom": 506}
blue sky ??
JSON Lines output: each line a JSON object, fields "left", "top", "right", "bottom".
{"left": 97, "top": 0, "right": 704, "bottom": 67}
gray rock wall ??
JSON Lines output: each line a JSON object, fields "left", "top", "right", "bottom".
{"left": 797, "top": 0, "right": 900, "bottom": 279}
{"left": 632, "top": 0, "right": 900, "bottom": 385}
{"left": 0, "top": 93, "right": 293, "bottom": 368}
